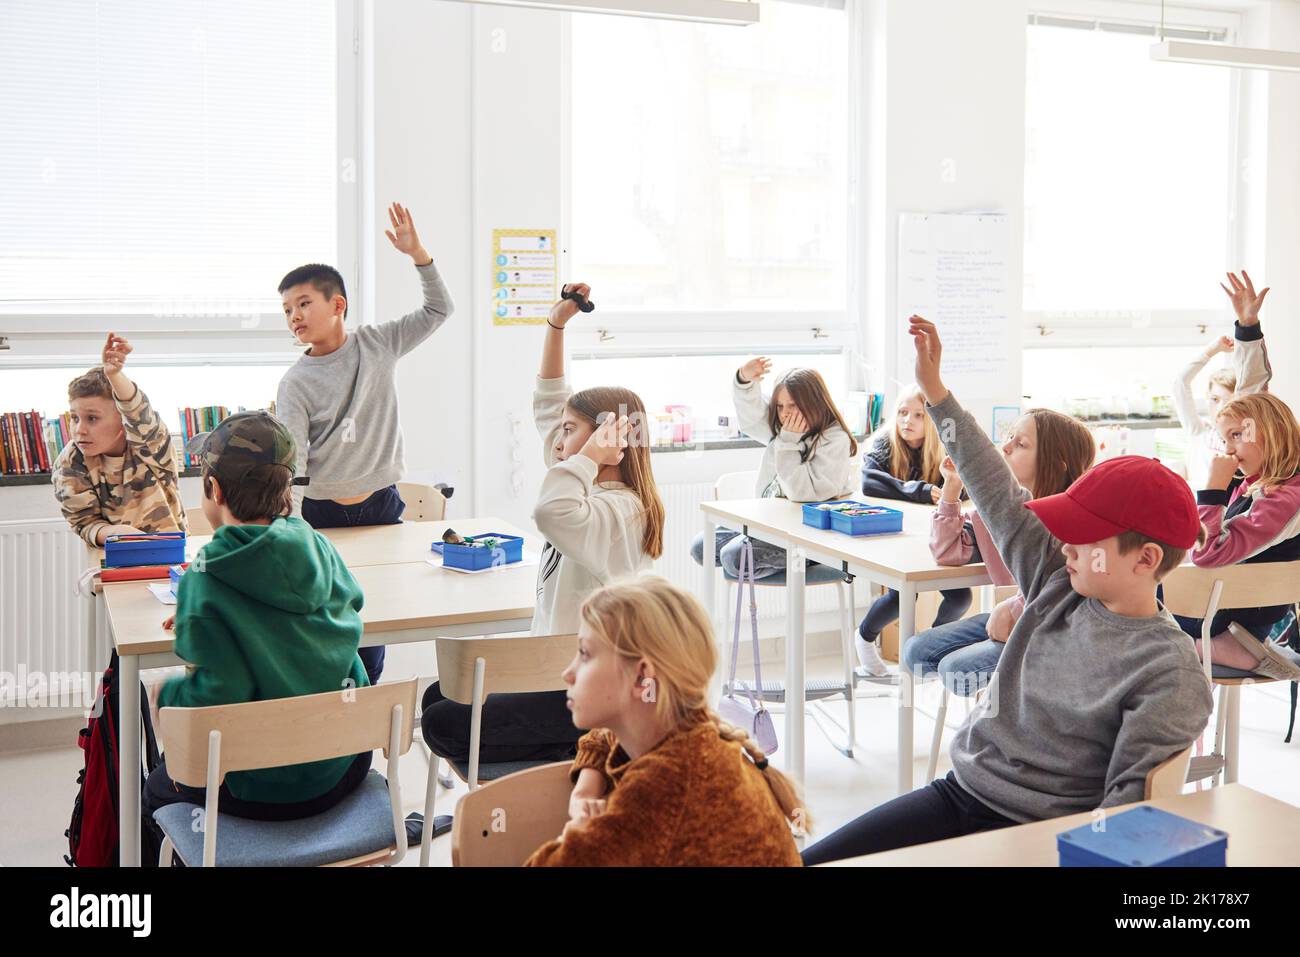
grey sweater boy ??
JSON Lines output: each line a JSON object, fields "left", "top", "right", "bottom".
{"left": 927, "top": 392, "right": 1213, "bottom": 822}
{"left": 276, "top": 261, "right": 453, "bottom": 511}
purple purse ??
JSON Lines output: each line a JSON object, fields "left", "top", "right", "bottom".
{"left": 717, "top": 538, "right": 779, "bottom": 755}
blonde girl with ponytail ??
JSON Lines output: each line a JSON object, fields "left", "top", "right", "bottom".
{"left": 525, "top": 576, "right": 806, "bottom": 867}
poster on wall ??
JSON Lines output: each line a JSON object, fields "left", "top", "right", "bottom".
{"left": 492, "top": 228, "right": 557, "bottom": 326}
{"left": 895, "top": 212, "right": 1012, "bottom": 398}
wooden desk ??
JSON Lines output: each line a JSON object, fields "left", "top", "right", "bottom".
{"left": 699, "top": 498, "right": 991, "bottom": 792}
{"left": 105, "top": 517, "right": 536, "bottom": 867}
{"left": 825, "top": 784, "right": 1300, "bottom": 867}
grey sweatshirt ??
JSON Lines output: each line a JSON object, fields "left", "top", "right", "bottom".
{"left": 927, "top": 391, "right": 1213, "bottom": 822}
{"left": 276, "top": 261, "right": 453, "bottom": 510}
{"left": 732, "top": 375, "right": 855, "bottom": 501}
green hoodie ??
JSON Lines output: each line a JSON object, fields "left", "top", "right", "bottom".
{"left": 158, "top": 516, "right": 369, "bottom": 803}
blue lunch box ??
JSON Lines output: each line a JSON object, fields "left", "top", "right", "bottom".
{"left": 1057, "top": 805, "right": 1227, "bottom": 867}
{"left": 801, "top": 501, "right": 857, "bottom": 530}
{"left": 168, "top": 564, "right": 187, "bottom": 598}
{"left": 440, "top": 533, "right": 524, "bottom": 571}
{"left": 104, "top": 532, "right": 187, "bottom": 568}
{"left": 828, "top": 503, "right": 904, "bottom": 536}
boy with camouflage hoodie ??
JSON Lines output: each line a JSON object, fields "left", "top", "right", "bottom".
{"left": 52, "top": 333, "right": 187, "bottom": 545}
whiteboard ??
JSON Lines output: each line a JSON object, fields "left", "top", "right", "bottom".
{"left": 895, "top": 212, "right": 1012, "bottom": 397}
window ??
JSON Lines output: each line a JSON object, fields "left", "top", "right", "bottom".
{"left": 0, "top": 364, "right": 291, "bottom": 433}
{"left": 0, "top": 0, "right": 349, "bottom": 330}
{"left": 569, "top": 349, "right": 854, "bottom": 443}
{"left": 1024, "top": 17, "right": 1236, "bottom": 319}
{"left": 568, "top": 0, "right": 850, "bottom": 316}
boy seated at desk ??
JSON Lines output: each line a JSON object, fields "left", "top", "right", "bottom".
{"left": 803, "top": 317, "right": 1214, "bottom": 864}
{"left": 142, "top": 411, "right": 370, "bottom": 864}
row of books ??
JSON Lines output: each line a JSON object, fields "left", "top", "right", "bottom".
{"left": 179, "top": 406, "right": 234, "bottom": 469}
{"left": 0, "top": 411, "right": 72, "bottom": 475}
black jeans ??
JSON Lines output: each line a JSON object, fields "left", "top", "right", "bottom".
{"left": 420, "top": 681, "right": 582, "bottom": 766}
{"left": 859, "top": 588, "right": 974, "bottom": 641}
{"left": 141, "top": 751, "right": 373, "bottom": 866}
{"left": 301, "top": 485, "right": 406, "bottom": 685}
{"left": 801, "top": 771, "right": 1018, "bottom": 865}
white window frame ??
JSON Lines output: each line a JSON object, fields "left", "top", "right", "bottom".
{"left": 0, "top": 0, "right": 362, "bottom": 361}
{"left": 1023, "top": 1, "right": 1245, "bottom": 350}
{"left": 558, "top": 0, "right": 862, "bottom": 367}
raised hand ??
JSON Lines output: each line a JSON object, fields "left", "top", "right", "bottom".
{"left": 383, "top": 202, "right": 432, "bottom": 265}
{"left": 550, "top": 283, "right": 591, "bottom": 329}
{"left": 738, "top": 356, "right": 772, "bottom": 384}
{"left": 580, "top": 411, "right": 631, "bottom": 467}
{"left": 1220, "top": 271, "right": 1269, "bottom": 327}
{"left": 101, "top": 333, "right": 133, "bottom": 376}
{"left": 1205, "top": 335, "right": 1234, "bottom": 357}
{"left": 908, "top": 315, "right": 949, "bottom": 405}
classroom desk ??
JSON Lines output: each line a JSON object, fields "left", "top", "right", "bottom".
{"left": 823, "top": 784, "right": 1300, "bottom": 866}
{"left": 699, "top": 497, "right": 990, "bottom": 792}
{"left": 102, "top": 517, "right": 536, "bottom": 867}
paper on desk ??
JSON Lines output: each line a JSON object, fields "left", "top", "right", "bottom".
{"left": 426, "top": 550, "right": 541, "bottom": 575}
{"left": 147, "top": 583, "right": 178, "bottom": 605}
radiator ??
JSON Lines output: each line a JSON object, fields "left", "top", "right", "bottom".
{"left": 649, "top": 482, "right": 869, "bottom": 638}
{"left": 0, "top": 519, "right": 98, "bottom": 709}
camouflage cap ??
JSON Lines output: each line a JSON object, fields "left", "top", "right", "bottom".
{"left": 185, "top": 411, "right": 308, "bottom": 487}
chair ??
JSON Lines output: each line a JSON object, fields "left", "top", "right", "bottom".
{"left": 419, "top": 633, "right": 578, "bottom": 866}
{"left": 185, "top": 507, "right": 213, "bottom": 536}
{"left": 1145, "top": 745, "right": 1194, "bottom": 800}
{"left": 1161, "top": 561, "right": 1300, "bottom": 788}
{"left": 706, "top": 470, "right": 859, "bottom": 757}
{"left": 451, "top": 761, "right": 572, "bottom": 866}
{"left": 397, "top": 482, "right": 450, "bottom": 521}
{"left": 153, "top": 679, "right": 417, "bottom": 867}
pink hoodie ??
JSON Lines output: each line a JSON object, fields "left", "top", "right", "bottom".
{"left": 930, "top": 500, "right": 1023, "bottom": 632}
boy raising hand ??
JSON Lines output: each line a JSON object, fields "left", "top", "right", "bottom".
{"left": 53, "top": 333, "right": 187, "bottom": 546}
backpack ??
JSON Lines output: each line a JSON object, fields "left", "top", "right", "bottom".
{"left": 65, "top": 650, "right": 161, "bottom": 866}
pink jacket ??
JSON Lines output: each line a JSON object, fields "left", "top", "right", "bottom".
{"left": 930, "top": 501, "right": 1023, "bottom": 633}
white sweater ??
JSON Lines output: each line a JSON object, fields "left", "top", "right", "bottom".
{"left": 732, "top": 375, "right": 855, "bottom": 501}
{"left": 530, "top": 376, "right": 652, "bottom": 636}
{"left": 1172, "top": 322, "right": 1270, "bottom": 490}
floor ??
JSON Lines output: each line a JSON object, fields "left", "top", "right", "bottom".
{"left": 3, "top": 644, "right": 1299, "bottom": 867}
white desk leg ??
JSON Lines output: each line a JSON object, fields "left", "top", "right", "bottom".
{"left": 120, "top": 651, "right": 142, "bottom": 867}
{"left": 786, "top": 544, "right": 806, "bottom": 787}
{"left": 1224, "top": 685, "right": 1241, "bottom": 785}
{"left": 84, "top": 590, "right": 99, "bottom": 676}
{"left": 897, "top": 582, "right": 916, "bottom": 795}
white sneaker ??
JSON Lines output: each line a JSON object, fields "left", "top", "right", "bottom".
{"left": 855, "top": 635, "right": 889, "bottom": 677}
{"left": 1226, "top": 622, "right": 1300, "bottom": 681}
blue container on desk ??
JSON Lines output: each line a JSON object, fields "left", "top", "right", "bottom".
{"left": 104, "top": 532, "right": 186, "bottom": 568}
{"left": 828, "top": 503, "right": 904, "bottom": 537}
{"left": 1057, "top": 805, "right": 1227, "bottom": 867}
{"left": 440, "top": 533, "right": 524, "bottom": 571}
{"left": 801, "top": 501, "right": 856, "bottom": 530}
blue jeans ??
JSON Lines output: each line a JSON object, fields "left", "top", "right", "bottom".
{"left": 301, "top": 485, "right": 406, "bottom": 684}
{"left": 901, "top": 614, "right": 1002, "bottom": 697}
{"left": 690, "top": 529, "right": 798, "bottom": 580}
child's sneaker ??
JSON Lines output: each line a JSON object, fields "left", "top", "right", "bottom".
{"left": 855, "top": 634, "right": 889, "bottom": 678}
{"left": 1226, "top": 622, "right": 1300, "bottom": 681}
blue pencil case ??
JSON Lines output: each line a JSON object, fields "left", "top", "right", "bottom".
{"left": 828, "top": 503, "right": 904, "bottom": 536}
{"left": 104, "top": 532, "right": 186, "bottom": 568}
{"left": 439, "top": 533, "right": 524, "bottom": 571}
{"left": 1057, "top": 805, "right": 1227, "bottom": 867}
{"left": 801, "top": 501, "right": 858, "bottom": 530}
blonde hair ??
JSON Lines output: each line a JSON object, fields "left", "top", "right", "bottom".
{"left": 871, "top": 384, "right": 942, "bottom": 484}
{"left": 579, "top": 576, "right": 808, "bottom": 829}
{"left": 1208, "top": 370, "right": 1237, "bottom": 394}
{"left": 1216, "top": 393, "right": 1300, "bottom": 496}
{"left": 566, "top": 387, "right": 665, "bottom": 559}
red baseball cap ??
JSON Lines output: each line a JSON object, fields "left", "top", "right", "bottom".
{"left": 1024, "top": 455, "right": 1200, "bottom": 548}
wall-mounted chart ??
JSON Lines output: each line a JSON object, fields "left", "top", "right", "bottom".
{"left": 492, "top": 228, "right": 557, "bottom": 325}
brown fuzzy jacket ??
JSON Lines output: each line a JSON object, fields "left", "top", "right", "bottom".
{"left": 525, "top": 722, "right": 802, "bottom": 867}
